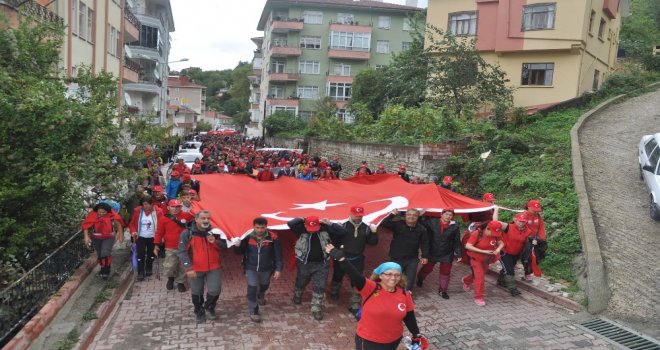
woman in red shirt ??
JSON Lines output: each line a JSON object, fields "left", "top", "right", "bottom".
{"left": 493, "top": 209, "right": 532, "bottom": 296}
{"left": 325, "top": 244, "right": 426, "bottom": 350}
{"left": 81, "top": 203, "right": 124, "bottom": 279}
{"left": 462, "top": 221, "right": 505, "bottom": 306}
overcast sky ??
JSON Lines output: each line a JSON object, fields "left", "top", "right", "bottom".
{"left": 169, "top": 0, "right": 428, "bottom": 72}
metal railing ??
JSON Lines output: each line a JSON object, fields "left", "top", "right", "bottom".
{"left": 0, "top": 231, "right": 89, "bottom": 347}
{"left": 124, "top": 7, "right": 141, "bottom": 29}
{"left": 124, "top": 55, "right": 141, "bottom": 72}
{"left": 3, "top": 0, "right": 64, "bottom": 25}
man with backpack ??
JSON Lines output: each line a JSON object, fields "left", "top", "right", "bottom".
{"left": 234, "top": 217, "right": 283, "bottom": 323}
{"left": 154, "top": 199, "right": 194, "bottom": 292}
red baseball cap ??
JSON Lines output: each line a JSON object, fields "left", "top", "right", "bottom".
{"left": 528, "top": 199, "right": 542, "bottom": 212}
{"left": 487, "top": 220, "right": 503, "bottom": 235}
{"left": 182, "top": 174, "right": 191, "bottom": 181}
{"left": 168, "top": 199, "right": 182, "bottom": 207}
{"left": 515, "top": 212, "right": 528, "bottom": 222}
{"left": 443, "top": 176, "right": 453, "bottom": 184}
{"left": 153, "top": 185, "right": 163, "bottom": 192}
{"left": 482, "top": 192, "right": 496, "bottom": 202}
{"left": 304, "top": 216, "right": 320, "bottom": 232}
{"left": 378, "top": 165, "right": 385, "bottom": 170}
{"left": 184, "top": 167, "right": 191, "bottom": 174}
{"left": 350, "top": 205, "right": 365, "bottom": 216}
{"left": 399, "top": 165, "right": 406, "bottom": 171}
{"left": 171, "top": 171, "right": 181, "bottom": 177}
{"left": 188, "top": 189, "right": 197, "bottom": 195}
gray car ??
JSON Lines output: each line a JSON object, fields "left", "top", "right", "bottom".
{"left": 638, "top": 133, "right": 660, "bottom": 220}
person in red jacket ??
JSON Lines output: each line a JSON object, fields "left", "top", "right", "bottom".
{"left": 177, "top": 210, "right": 229, "bottom": 323}
{"left": 523, "top": 199, "right": 546, "bottom": 280}
{"left": 81, "top": 202, "right": 124, "bottom": 279}
{"left": 151, "top": 185, "right": 168, "bottom": 213}
{"left": 493, "top": 209, "right": 532, "bottom": 296}
{"left": 256, "top": 164, "right": 275, "bottom": 181}
{"left": 128, "top": 197, "right": 163, "bottom": 281}
{"left": 154, "top": 199, "right": 194, "bottom": 292}
{"left": 462, "top": 220, "right": 505, "bottom": 306}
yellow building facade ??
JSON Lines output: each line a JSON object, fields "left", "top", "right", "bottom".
{"left": 427, "top": 0, "right": 629, "bottom": 110}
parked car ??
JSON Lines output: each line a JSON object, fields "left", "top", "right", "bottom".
{"left": 638, "top": 133, "right": 660, "bottom": 220}
{"left": 180, "top": 141, "right": 202, "bottom": 151}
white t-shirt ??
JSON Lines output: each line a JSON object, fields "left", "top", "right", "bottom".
{"left": 139, "top": 214, "right": 155, "bottom": 238}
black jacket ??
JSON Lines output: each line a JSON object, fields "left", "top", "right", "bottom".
{"left": 380, "top": 213, "right": 429, "bottom": 260}
{"left": 234, "top": 230, "right": 283, "bottom": 272}
{"left": 422, "top": 217, "right": 461, "bottom": 263}
{"left": 330, "top": 220, "right": 378, "bottom": 257}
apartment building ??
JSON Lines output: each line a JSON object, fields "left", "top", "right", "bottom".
{"left": 166, "top": 75, "right": 206, "bottom": 135}
{"left": 427, "top": 0, "right": 630, "bottom": 111}
{"left": 249, "top": 0, "right": 424, "bottom": 137}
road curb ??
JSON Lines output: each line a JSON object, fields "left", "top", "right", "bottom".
{"left": 2, "top": 256, "right": 97, "bottom": 350}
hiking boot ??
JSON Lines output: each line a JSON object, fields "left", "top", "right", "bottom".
{"left": 292, "top": 289, "right": 303, "bottom": 305}
{"left": 206, "top": 308, "right": 217, "bottom": 320}
{"left": 195, "top": 310, "right": 206, "bottom": 324}
{"left": 177, "top": 283, "right": 187, "bottom": 293}
{"left": 416, "top": 277, "right": 424, "bottom": 288}
{"left": 192, "top": 295, "right": 206, "bottom": 324}
{"left": 257, "top": 297, "right": 266, "bottom": 306}
{"left": 509, "top": 288, "right": 522, "bottom": 296}
{"left": 250, "top": 313, "right": 262, "bottom": 323}
{"left": 137, "top": 271, "right": 145, "bottom": 282}
{"left": 204, "top": 294, "right": 219, "bottom": 321}
{"left": 166, "top": 277, "right": 175, "bottom": 290}
{"left": 439, "top": 291, "right": 449, "bottom": 299}
{"left": 474, "top": 298, "right": 486, "bottom": 306}
{"left": 312, "top": 311, "right": 323, "bottom": 321}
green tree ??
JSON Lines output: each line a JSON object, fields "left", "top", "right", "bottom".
{"left": 228, "top": 62, "right": 252, "bottom": 112}
{"left": 382, "top": 23, "right": 428, "bottom": 108}
{"left": 349, "top": 68, "right": 387, "bottom": 117}
{"left": 425, "top": 25, "right": 513, "bottom": 117}
{"left": 232, "top": 111, "right": 251, "bottom": 132}
{"left": 196, "top": 119, "right": 212, "bottom": 132}
{"left": 262, "top": 110, "right": 305, "bottom": 137}
{"left": 619, "top": 0, "right": 660, "bottom": 70}
{"left": 314, "top": 97, "right": 338, "bottom": 118}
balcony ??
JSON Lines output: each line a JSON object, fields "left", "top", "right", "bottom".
{"left": 268, "top": 71, "right": 299, "bottom": 82}
{"left": 270, "top": 44, "right": 301, "bottom": 57}
{"left": 271, "top": 18, "right": 304, "bottom": 33}
{"left": 328, "top": 48, "right": 370, "bottom": 60}
{"left": 1, "top": 0, "right": 64, "bottom": 25}
{"left": 329, "top": 22, "right": 372, "bottom": 34}
{"left": 127, "top": 45, "right": 161, "bottom": 61}
{"left": 123, "top": 78, "right": 161, "bottom": 94}
{"left": 123, "top": 55, "right": 141, "bottom": 83}
{"left": 124, "top": 8, "right": 140, "bottom": 42}
{"left": 266, "top": 97, "right": 299, "bottom": 108}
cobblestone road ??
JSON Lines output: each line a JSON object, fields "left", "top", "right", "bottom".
{"left": 89, "top": 231, "right": 613, "bottom": 350}
{"left": 579, "top": 89, "right": 660, "bottom": 338}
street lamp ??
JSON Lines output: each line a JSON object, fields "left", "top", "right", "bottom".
{"left": 168, "top": 58, "right": 189, "bottom": 64}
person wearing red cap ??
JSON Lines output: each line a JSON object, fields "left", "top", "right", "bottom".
{"left": 81, "top": 202, "right": 124, "bottom": 279}
{"left": 440, "top": 176, "right": 456, "bottom": 192}
{"left": 177, "top": 211, "right": 230, "bottom": 323}
{"left": 329, "top": 155, "right": 342, "bottom": 178}
{"left": 177, "top": 173, "right": 200, "bottom": 197}
{"left": 492, "top": 208, "right": 532, "bottom": 296}
{"left": 522, "top": 199, "right": 547, "bottom": 280}
{"left": 287, "top": 216, "right": 346, "bottom": 320}
{"left": 172, "top": 157, "right": 187, "bottom": 174}
{"left": 374, "top": 164, "right": 388, "bottom": 175}
{"left": 150, "top": 185, "right": 168, "bottom": 213}
{"left": 296, "top": 166, "right": 314, "bottom": 181}
{"left": 397, "top": 166, "right": 410, "bottom": 182}
{"left": 128, "top": 196, "right": 163, "bottom": 281}
{"left": 355, "top": 161, "right": 372, "bottom": 175}
{"left": 154, "top": 199, "right": 194, "bottom": 292}
{"left": 417, "top": 209, "right": 461, "bottom": 299}
{"left": 277, "top": 161, "right": 296, "bottom": 177}
{"left": 256, "top": 163, "right": 275, "bottom": 181}
{"left": 329, "top": 205, "right": 379, "bottom": 314}
{"left": 318, "top": 166, "right": 337, "bottom": 180}
{"left": 462, "top": 221, "right": 505, "bottom": 306}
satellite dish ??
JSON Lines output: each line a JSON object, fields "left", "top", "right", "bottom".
{"left": 124, "top": 92, "right": 133, "bottom": 106}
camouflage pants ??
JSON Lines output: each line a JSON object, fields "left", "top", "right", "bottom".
{"left": 163, "top": 248, "right": 185, "bottom": 284}
{"left": 294, "top": 261, "right": 328, "bottom": 312}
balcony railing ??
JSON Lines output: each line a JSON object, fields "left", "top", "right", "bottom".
{"left": 124, "top": 55, "right": 141, "bottom": 72}
{"left": 124, "top": 7, "right": 141, "bottom": 28}
{"left": 4, "top": 0, "right": 64, "bottom": 25}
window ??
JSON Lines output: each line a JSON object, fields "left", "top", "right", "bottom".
{"left": 589, "top": 10, "right": 596, "bottom": 34}
{"left": 303, "top": 11, "right": 322, "bottom": 24}
{"left": 644, "top": 138, "right": 658, "bottom": 158}
{"left": 108, "top": 25, "right": 118, "bottom": 55}
{"left": 137, "top": 25, "right": 159, "bottom": 49}
{"left": 522, "top": 3, "right": 555, "bottom": 31}
{"left": 299, "top": 60, "right": 320, "bottom": 74}
{"left": 272, "top": 36, "right": 288, "bottom": 47}
{"left": 334, "top": 63, "right": 351, "bottom": 76}
{"left": 402, "top": 41, "right": 411, "bottom": 51}
{"left": 297, "top": 86, "right": 319, "bottom": 99}
{"left": 87, "top": 7, "right": 94, "bottom": 43}
{"left": 375, "top": 65, "right": 387, "bottom": 70}
{"left": 300, "top": 36, "right": 321, "bottom": 49}
{"left": 403, "top": 17, "right": 411, "bottom": 31}
{"left": 72, "top": 0, "right": 78, "bottom": 34}
{"left": 376, "top": 40, "right": 390, "bottom": 54}
{"left": 273, "top": 10, "right": 288, "bottom": 21}
{"left": 330, "top": 32, "right": 371, "bottom": 51}
{"left": 298, "top": 111, "right": 314, "bottom": 119}
{"left": 271, "top": 60, "right": 285, "bottom": 73}
{"left": 78, "top": 2, "right": 87, "bottom": 40}
{"left": 521, "top": 63, "right": 554, "bottom": 86}
{"left": 337, "top": 109, "right": 355, "bottom": 123}
{"left": 592, "top": 69, "right": 600, "bottom": 90}
{"left": 270, "top": 85, "right": 285, "bottom": 99}
{"left": 272, "top": 106, "right": 297, "bottom": 115}
{"left": 327, "top": 82, "right": 351, "bottom": 101}
{"left": 337, "top": 13, "right": 354, "bottom": 24}
{"left": 598, "top": 18, "right": 606, "bottom": 39}
{"left": 448, "top": 12, "right": 477, "bottom": 36}
{"left": 378, "top": 16, "right": 391, "bottom": 29}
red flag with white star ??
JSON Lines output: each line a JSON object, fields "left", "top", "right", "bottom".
{"left": 191, "top": 174, "right": 493, "bottom": 243}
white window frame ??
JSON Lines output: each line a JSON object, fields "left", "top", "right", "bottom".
{"left": 327, "top": 82, "right": 352, "bottom": 101}
{"left": 297, "top": 86, "right": 320, "bottom": 100}
{"left": 329, "top": 31, "right": 371, "bottom": 51}
{"left": 337, "top": 13, "right": 354, "bottom": 24}
{"left": 448, "top": 12, "right": 477, "bottom": 36}
{"left": 87, "top": 7, "right": 94, "bottom": 43}
{"left": 376, "top": 40, "right": 390, "bottom": 54}
{"left": 271, "top": 106, "right": 297, "bottom": 115}
{"left": 298, "top": 111, "right": 315, "bottom": 119}
{"left": 300, "top": 36, "right": 321, "bottom": 49}
{"left": 299, "top": 60, "right": 320, "bottom": 74}
{"left": 78, "top": 2, "right": 87, "bottom": 40}
{"left": 303, "top": 10, "right": 323, "bottom": 24}
{"left": 270, "top": 85, "right": 285, "bottom": 99}
{"left": 108, "top": 25, "right": 118, "bottom": 56}
{"left": 271, "top": 60, "right": 286, "bottom": 73}
{"left": 71, "top": 0, "right": 78, "bottom": 35}
{"left": 378, "top": 16, "right": 391, "bottom": 29}
{"left": 333, "top": 63, "right": 351, "bottom": 76}
{"left": 337, "top": 109, "right": 355, "bottom": 123}
{"left": 522, "top": 3, "right": 556, "bottom": 31}
{"left": 403, "top": 18, "right": 411, "bottom": 31}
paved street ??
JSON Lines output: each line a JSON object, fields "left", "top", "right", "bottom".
{"left": 89, "top": 231, "right": 613, "bottom": 350}
{"left": 579, "top": 88, "right": 660, "bottom": 338}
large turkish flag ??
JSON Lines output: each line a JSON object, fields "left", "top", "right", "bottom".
{"left": 191, "top": 173, "right": 493, "bottom": 243}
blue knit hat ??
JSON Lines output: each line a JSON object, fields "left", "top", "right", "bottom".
{"left": 373, "top": 262, "right": 402, "bottom": 275}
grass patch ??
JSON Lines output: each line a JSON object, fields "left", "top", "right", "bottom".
{"left": 94, "top": 290, "right": 111, "bottom": 304}
{"left": 82, "top": 310, "right": 98, "bottom": 321}
{"left": 55, "top": 329, "right": 79, "bottom": 350}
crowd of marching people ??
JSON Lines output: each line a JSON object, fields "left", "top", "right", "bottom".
{"left": 80, "top": 133, "right": 548, "bottom": 350}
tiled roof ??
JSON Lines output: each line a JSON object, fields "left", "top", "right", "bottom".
{"left": 168, "top": 75, "right": 206, "bottom": 88}
{"left": 258, "top": 0, "right": 422, "bottom": 30}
